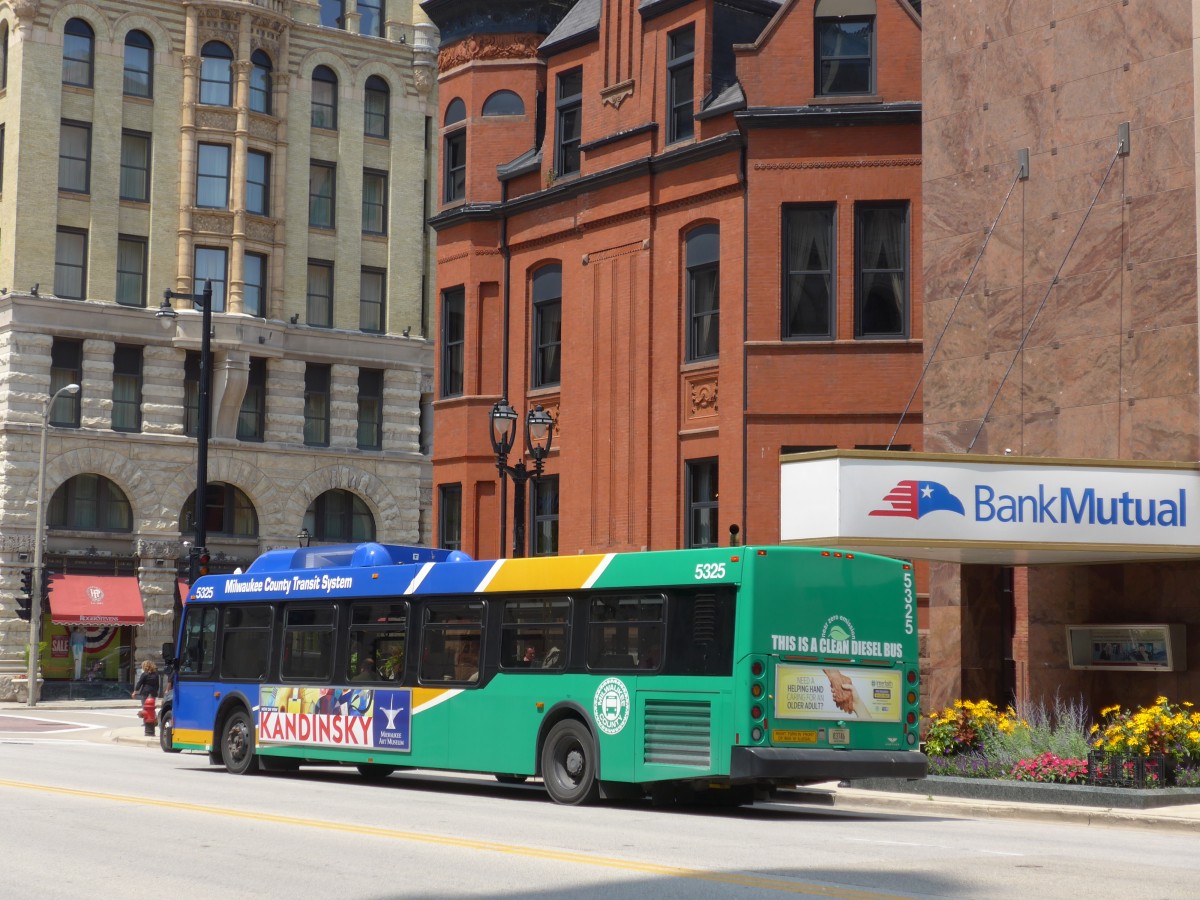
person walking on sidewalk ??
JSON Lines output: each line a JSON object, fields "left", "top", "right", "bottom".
{"left": 132, "top": 660, "right": 160, "bottom": 702}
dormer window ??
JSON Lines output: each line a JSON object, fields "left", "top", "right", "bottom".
{"left": 815, "top": 0, "right": 875, "bottom": 96}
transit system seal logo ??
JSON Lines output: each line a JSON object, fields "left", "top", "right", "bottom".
{"left": 593, "top": 677, "right": 631, "bottom": 735}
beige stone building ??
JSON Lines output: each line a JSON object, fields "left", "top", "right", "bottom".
{"left": 0, "top": 0, "right": 440, "bottom": 700}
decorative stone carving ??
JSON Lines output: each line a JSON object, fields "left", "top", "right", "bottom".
{"left": 438, "top": 34, "right": 542, "bottom": 72}
{"left": 689, "top": 378, "right": 718, "bottom": 418}
{"left": 249, "top": 116, "right": 278, "bottom": 141}
{"left": 196, "top": 108, "right": 237, "bottom": 131}
{"left": 413, "top": 64, "right": 434, "bottom": 94}
{"left": 12, "top": 0, "right": 39, "bottom": 37}
{"left": 136, "top": 539, "right": 183, "bottom": 561}
{"left": 246, "top": 218, "right": 277, "bottom": 243}
{"left": 193, "top": 212, "right": 234, "bottom": 235}
{"left": 602, "top": 80, "right": 635, "bottom": 109}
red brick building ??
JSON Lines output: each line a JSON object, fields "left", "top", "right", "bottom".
{"left": 425, "top": 0, "right": 924, "bottom": 560}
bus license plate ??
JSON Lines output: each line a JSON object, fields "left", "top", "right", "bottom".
{"left": 829, "top": 728, "right": 850, "bottom": 745}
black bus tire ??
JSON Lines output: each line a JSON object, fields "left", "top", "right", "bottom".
{"left": 158, "top": 706, "right": 181, "bottom": 753}
{"left": 541, "top": 720, "right": 600, "bottom": 805}
{"left": 221, "top": 709, "right": 257, "bottom": 775}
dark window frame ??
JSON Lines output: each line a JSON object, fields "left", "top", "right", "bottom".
{"left": 309, "top": 160, "right": 336, "bottom": 228}
{"left": 305, "top": 489, "right": 376, "bottom": 543}
{"left": 815, "top": 15, "right": 875, "bottom": 97}
{"left": 364, "top": 74, "right": 389, "bottom": 137}
{"left": 119, "top": 130, "right": 151, "bottom": 202}
{"left": 854, "top": 201, "right": 910, "bottom": 339}
{"left": 531, "top": 475, "right": 559, "bottom": 557}
{"left": 438, "top": 483, "right": 462, "bottom": 551}
{"left": 50, "top": 338, "right": 83, "bottom": 427}
{"left": 441, "top": 286, "right": 464, "bottom": 397}
{"left": 783, "top": 204, "right": 836, "bottom": 340}
{"left": 246, "top": 150, "right": 271, "bottom": 216}
{"left": 193, "top": 246, "right": 229, "bottom": 312}
{"left": 243, "top": 251, "right": 267, "bottom": 318}
{"left": 123, "top": 29, "right": 153, "bottom": 98}
{"left": 685, "top": 458, "right": 719, "bottom": 548}
{"left": 54, "top": 227, "right": 88, "bottom": 300}
{"left": 237, "top": 357, "right": 267, "bottom": 442}
{"left": 250, "top": 50, "right": 273, "bottom": 114}
{"left": 48, "top": 473, "right": 132, "bottom": 532}
{"left": 306, "top": 259, "right": 334, "bottom": 327}
{"left": 116, "top": 234, "right": 148, "bottom": 308}
{"left": 362, "top": 168, "right": 387, "bottom": 234}
{"left": 359, "top": 266, "right": 385, "bottom": 333}
{"left": 196, "top": 142, "right": 232, "bottom": 209}
{"left": 311, "top": 65, "right": 339, "bottom": 130}
{"left": 62, "top": 18, "right": 95, "bottom": 88}
{"left": 58, "top": 119, "right": 91, "bottom": 194}
{"left": 555, "top": 68, "right": 583, "bottom": 177}
{"left": 532, "top": 265, "right": 562, "bottom": 388}
{"left": 685, "top": 225, "right": 719, "bottom": 361}
{"left": 199, "top": 41, "right": 234, "bottom": 106}
{"left": 666, "top": 26, "right": 695, "bottom": 144}
{"left": 357, "top": 367, "right": 384, "bottom": 450}
{"left": 111, "top": 344, "right": 143, "bottom": 433}
{"left": 303, "top": 363, "right": 332, "bottom": 446}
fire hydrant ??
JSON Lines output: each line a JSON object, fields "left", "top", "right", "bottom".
{"left": 139, "top": 695, "right": 157, "bottom": 736}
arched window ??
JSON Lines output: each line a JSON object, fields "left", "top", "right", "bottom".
{"left": 62, "top": 18, "right": 95, "bottom": 87}
{"left": 49, "top": 475, "right": 132, "bottom": 532}
{"left": 123, "top": 30, "right": 153, "bottom": 98}
{"left": 443, "top": 98, "right": 466, "bottom": 203}
{"left": 364, "top": 75, "right": 389, "bottom": 137}
{"left": 250, "top": 50, "right": 273, "bottom": 114}
{"left": 532, "top": 264, "right": 562, "bottom": 388}
{"left": 482, "top": 90, "right": 524, "bottom": 117}
{"left": 199, "top": 41, "right": 234, "bottom": 106}
{"left": 304, "top": 490, "right": 376, "bottom": 543}
{"left": 181, "top": 483, "right": 259, "bottom": 537}
{"left": 444, "top": 97, "right": 466, "bottom": 127}
{"left": 685, "top": 225, "right": 720, "bottom": 361}
{"left": 312, "top": 65, "right": 338, "bottom": 129}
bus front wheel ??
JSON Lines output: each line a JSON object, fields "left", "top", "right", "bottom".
{"left": 541, "top": 720, "right": 600, "bottom": 805}
{"left": 222, "top": 709, "right": 257, "bottom": 775}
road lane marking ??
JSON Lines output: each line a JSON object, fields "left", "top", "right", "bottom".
{"left": 0, "top": 778, "right": 914, "bottom": 899}
{"left": 845, "top": 837, "right": 1023, "bottom": 857}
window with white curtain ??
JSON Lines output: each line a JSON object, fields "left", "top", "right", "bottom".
{"left": 784, "top": 205, "right": 835, "bottom": 339}
{"left": 855, "top": 202, "right": 908, "bottom": 338}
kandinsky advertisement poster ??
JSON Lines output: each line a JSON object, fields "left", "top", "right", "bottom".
{"left": 258, "top": 686, "right": 412, "bottom": 751}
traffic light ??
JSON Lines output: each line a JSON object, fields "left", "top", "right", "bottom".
{"left": 198, "top": 550, "right": 210, "bottom": 577}
{"left": 16, "top": 568, "right": 33, "bottom": 621}
{"left": 40, "top": 568, "right": 52, "bottom": 612}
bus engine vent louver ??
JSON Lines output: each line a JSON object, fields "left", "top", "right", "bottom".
{"left": 643, "top": 700, "right": 711, "bottom": 767}
{"left": 691, "top": 596, "right": 717, "bottom": 643}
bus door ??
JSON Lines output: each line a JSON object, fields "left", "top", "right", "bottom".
{"left": 174, "top": 604, "right": 220, "bottom": 748}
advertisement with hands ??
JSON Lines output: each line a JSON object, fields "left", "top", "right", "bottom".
{"left": 774, "top": 665, "right": 902, "bottom": 722}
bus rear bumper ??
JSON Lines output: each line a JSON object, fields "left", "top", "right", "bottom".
{"left": 729, "top": 747, "right": 928, "bottom": 783}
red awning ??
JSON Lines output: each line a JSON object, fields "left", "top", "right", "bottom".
{"left": 178, "top": 579, "right": 191, "bottom": 604}
{"left": 48, "top": 574, "right": 146, "bottom": 626}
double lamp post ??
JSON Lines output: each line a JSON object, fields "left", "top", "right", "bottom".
{"left": 488, "top": 400, "right": 554, "bottom": 558}
{"left": 157, "top": 279, "right": 214, "bottom": 585}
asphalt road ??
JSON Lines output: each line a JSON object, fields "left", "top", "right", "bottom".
{"left": 2, "top": 706, "right": 1198, "bottom": 899}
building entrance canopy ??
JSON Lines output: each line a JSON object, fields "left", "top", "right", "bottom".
{"left": 780, "top": 451, "right": 1200, "bottom": 565}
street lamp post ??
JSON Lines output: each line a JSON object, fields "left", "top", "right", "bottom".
{"left": 488, "top": 401, "right": 554, "bottom": 558}
{"left": 27, "top": 382, "right": 81, "bottom": 707}
{"left": 158, "top": 279, "right": 214, "bottom": 584}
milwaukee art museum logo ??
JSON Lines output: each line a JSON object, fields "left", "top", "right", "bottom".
{"left": 868, "top": 479, "right": 1188, "bottom": 529}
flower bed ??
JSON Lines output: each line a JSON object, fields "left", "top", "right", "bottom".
{"left": 924, "top": 695, "right": 1200, "bottom": 789}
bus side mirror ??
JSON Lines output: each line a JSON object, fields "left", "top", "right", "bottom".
{"left": 161, "top": 642, "right": 176, "bottom": 666}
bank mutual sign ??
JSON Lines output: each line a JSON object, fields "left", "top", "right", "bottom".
{"left": 779, "top": 452, "right": 1200, "bottom": 564}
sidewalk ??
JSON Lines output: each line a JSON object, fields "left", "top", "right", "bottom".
{"left": 19, "top": 700, "right": 1200, "bottom": 830}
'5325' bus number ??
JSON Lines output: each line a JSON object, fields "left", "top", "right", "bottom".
{"left": 193, "top": 585, "right": 214, "bottom": 599}
{"left": 694, "top": 563, "right": 726, "bottom": 580}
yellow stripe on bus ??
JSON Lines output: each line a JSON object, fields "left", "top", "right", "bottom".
{"left": 482, "top": 554, "right": 611, "bottom": 593}
{"left": 174, "top": 728, "right": 213, "bottom": 747}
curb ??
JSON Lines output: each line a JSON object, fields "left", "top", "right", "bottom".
{"left": 828, "top": 789, "right": 1200, "bottom": 833}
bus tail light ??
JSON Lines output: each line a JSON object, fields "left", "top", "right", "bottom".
{"left": 750, "top": 726, "right": 763, "bottom": 742}
{"left": 906, "top": 711, "right": 917, "bottom": 725}
{"left": 750, "top": 683, "right": 763, "bottom": 698}
{"left": 751, "top": 660, "right": 764, "bottom": 677}
{"left": 906, "top": 691, "right": 916, "bottom": 705}
{"left": 750, "top": 705, "right": 762, "bottom": 720}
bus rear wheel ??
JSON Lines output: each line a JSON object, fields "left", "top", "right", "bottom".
{"left": 222, "top": 709, "right": 257, "bottom": 775}
{"left": 541, "top": 720, "right": 600, "bottom": 805}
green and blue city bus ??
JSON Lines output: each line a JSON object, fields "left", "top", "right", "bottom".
{"left": 162, "top": 542, "right": 926, "bottom": 804}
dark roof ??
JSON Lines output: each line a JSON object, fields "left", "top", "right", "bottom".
{"left": 539, "top": 0, "right": 601, "bottom": 54}
{"left": 697, "top": 81, "right": 746, "bottom": 120}
{"left": 497, "top": 147, "right": 543, "bottom": 180}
